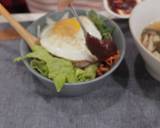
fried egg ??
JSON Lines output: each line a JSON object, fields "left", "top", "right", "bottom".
{"left": 40, "top": 15, "right": 102, "bottom": 62}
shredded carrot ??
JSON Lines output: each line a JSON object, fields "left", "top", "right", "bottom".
{"left": 105, "top": 51, "right": 120, "bottom": 66}
{"left": 96, "top": 51, "right": 120, "bottom": 76}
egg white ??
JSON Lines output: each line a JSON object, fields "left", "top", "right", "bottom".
{"left": 40, "top": 16, "right": 102, "bottom": 62}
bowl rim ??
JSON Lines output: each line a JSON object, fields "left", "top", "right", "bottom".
{"left": 103, "top": 0, "right": 130, "bottom": 19}
{"left": 129, "top": 0, "right": 160, "bottom": 64}
{"left": 20, "top": 9, "right": 126, "bottom": 87}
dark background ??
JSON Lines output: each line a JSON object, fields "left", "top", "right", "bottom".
{"left": 1, "top": 0, "right": 28, "bottom": 13}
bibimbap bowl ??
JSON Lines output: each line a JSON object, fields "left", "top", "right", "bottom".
{"left": 19, "top": 9, "right": 125, "bottom": 96}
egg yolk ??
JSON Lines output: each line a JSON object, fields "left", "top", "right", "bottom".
{"left": 53, "top": 18, "right": 81, "bottom": 37}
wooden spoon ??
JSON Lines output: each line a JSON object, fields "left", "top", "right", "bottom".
{"left": 0, "top": 3, "right": 39, "bottom": 48}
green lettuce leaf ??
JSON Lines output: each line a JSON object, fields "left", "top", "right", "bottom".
{"left": 15, "top": 45, "right": 97, "bottom": 92}
{"left": 75, "top": 64, "right": 97, "bottom": 82}
{"left": 30, "top": 59, "right": 48, "bottom": 77}
{"left": 15, "top": 45, "right": 76, "bottom": 92}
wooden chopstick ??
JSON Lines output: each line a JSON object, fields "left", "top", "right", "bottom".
{"left": 0, "top": 13, "right": 46, "bottom": 41}
{"left": 0, "top": 3, "right": 40, "bottom": 47}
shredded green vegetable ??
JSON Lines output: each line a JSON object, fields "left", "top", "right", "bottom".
{"left": 88, "top": 10, "right": 114, "bottom": 40}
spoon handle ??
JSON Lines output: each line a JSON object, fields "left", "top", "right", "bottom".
{"left": 0, "top": 4, "right": 39, "bottom": 48}
{"left": 70, "top": 4, "right": 87, "bottom": 37}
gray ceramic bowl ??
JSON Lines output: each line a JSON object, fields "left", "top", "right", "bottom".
{"left": 20, "top": 9, "right": 126, "bottom": 96}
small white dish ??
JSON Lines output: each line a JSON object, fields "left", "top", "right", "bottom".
{"left": 129, "top": 0, "right": 160, "bottom": 81}
{"left": 103, "top": 0, "right": 141, "bottom": 19}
